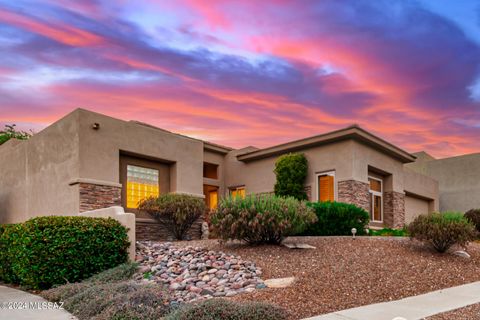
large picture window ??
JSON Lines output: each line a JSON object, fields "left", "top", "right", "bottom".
{"left": 126, "top": 165, "right": 160, "bottom": 208}
{"left": 316, "top": 171, "right": 335, "bottom": 202}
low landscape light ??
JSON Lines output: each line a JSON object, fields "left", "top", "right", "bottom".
{"left": 351, "top": 228, "right": 357, "bottom": 239}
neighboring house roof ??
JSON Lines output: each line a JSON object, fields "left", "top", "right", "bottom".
{"left": 237, "top": 125, "right": 417, "bottom": 163}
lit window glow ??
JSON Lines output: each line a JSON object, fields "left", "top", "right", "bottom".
{"left": 126, "top": 165, "right": 159, "bottom": 208}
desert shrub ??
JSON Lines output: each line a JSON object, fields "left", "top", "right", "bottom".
{"left": 166, "top": 299, "right": 289, "bottom": 320}
{"left": 64, "top": 281, "right": 170, "bottom": 320}
{"left": 41, "top": 262, "right": 139, "bottom": 302}
{"left": 211, "top": 194, "right": 316, "bottom": 245}
{"left": 464, "top": 209, "right": 480, "bottom": 234}
{"left": 94, "top": 284, "right": 172, "bottom": 320}
{"left": 138, "top": 193, "right": 205, "bottom": 240}
{"left": 41, "top": 282, "right": 92, "bottom": 303}
{"left": 2, "top": 216, "right": 129, "bottom": 289}
{"left": 301, "top": 201, "right": 369, "bottom": 236}
{"left": 408, "top": 212, "right": 477, "bottom": 253}
{"left": 86, "top": 262, "right": 139, "bottom": 284}
{"left": 369, "top": 228, "right": 408, "bottom": 237}
{"left": 273, "top": 153, "right": 308, "bottom": 200}
{"left": 0, "top": 223, "right": 22, "bottom": 283}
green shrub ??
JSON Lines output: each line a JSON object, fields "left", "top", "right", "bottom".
{"left": 0, "top": 224, "right": 22, "bottom": 283}
{"left": 369, "top": 228, "right": 408, "bottom": 237}
{"left": 138, "top": 193, "right": 205, "bottom": 240}
{"left": 301, "top": 201, "right": 369, "bottom": 236}
{"left": 464, "top": 209, "right": 480, "bottom": 234}
{"left": 41, "top": 262, "right": 139, "bottom": 302}
{"left": 166, "top": 299, "right": 289, "bottom": 320}
{"left": 273, "top": 153, "right": 308, "bottom": 200}
{"left": 0, "top": 216, "right": 129, "bottom": 289}
{"left": 212, "top": 194, "right": 316, "bottom": 245}
{"left": 408, "top": 212, "right": 477, "bottom": 253}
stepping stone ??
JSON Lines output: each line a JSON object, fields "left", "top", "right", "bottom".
{"left": 283, "top": 243, "right": 316, "bottom": 249}
{"left": 264, "top": 277, "right": 295, "bottom": 288}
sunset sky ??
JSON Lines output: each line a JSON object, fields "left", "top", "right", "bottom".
{"left": 1, "top": 0, "right": 479, "bottom": 158}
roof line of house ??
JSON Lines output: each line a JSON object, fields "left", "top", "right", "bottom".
{"left": 237, "top": 125, "right": 417, "bottom": 163}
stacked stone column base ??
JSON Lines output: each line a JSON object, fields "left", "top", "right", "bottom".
{"left": 337, "top": 180, "right": 370, "bottom": 212}
{"left": 383, "top": 191, "right": 405, "bottom": 228}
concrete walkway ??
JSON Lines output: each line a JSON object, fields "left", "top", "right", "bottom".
{"left": 0, "top": 285, "right": 76, "bottom": 320}
{"left": 304, "top": 281, "right": 480, "bottom": 320}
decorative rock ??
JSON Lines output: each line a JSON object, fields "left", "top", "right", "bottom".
{"left": 136, "top": 240, "right": 266, "bottom": 303}
{"left": 283, "top": 243, "right": 316, "bottom": 249}
{"left": 264, "top": 277, "right": 295, "bottom": 288}
{"left": 453, "top": 250, "right": 471, "bottom": 259}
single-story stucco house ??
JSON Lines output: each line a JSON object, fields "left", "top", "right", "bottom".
{"left": 1, "top": 108, "right": 473, "bottom": 239}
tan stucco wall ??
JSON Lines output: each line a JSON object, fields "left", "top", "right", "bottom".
{"left": 405, "top": 195, "right": 430, "bottom": 224}
{"left": 352, "top": 141, "right": 405, "bottom": 193}
{"left": 0, "top": 111, "right": 80, "bottom": 224}
{"left": 76, "top": 109, "right": 204, "bottom": 197}
{"left": 225, "top": 141, "right": 355, "bottom": 198}
{"left": 407, "top": 152, "right": 480, "bottom": 213}
{"left": 203, "top": 149, "right": 226, "bottom": 196}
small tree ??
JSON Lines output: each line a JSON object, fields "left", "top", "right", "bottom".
{"left": 0, "top": 124, "right": 32, "bottom": 145}
{"left": 274, "top": 153, "right": 308, "bottom": 200}
{"left": 138, "top": 194, "right": 205, "bottom": 240}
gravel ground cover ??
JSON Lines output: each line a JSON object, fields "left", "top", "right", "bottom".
{"left": 173, "top": 236, "right": 480, "bottom": 319}
{"left": 427, "top": 303, "right": 480, "bottom": 319}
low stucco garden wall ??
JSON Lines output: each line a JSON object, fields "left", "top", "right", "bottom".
{"left": 79, "top": 206, "right": 136, "bottom": 261}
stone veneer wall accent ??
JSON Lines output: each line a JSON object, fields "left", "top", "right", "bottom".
{"left": 136, "top": 216, "right": 203, "bottom": 241}
{"left": 79, "top": 183, "right": 122, "bottom": 212}
{"left": 337, "top": 180, "right": 370, "bottom": 212}
{"left": 383, "top": 191, "right": 405, "bottom": 228}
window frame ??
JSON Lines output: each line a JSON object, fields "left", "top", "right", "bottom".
{"left": 315, "top": 171, "right": 336, "bottom": 202}
{"left": 368, "top": 176, "right": 383, "bottom": 222}
{"left": 203, "top": 162, "right": 219, "bottom": 180}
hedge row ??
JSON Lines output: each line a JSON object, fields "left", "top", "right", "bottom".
{"left": 0, "top": 216, "right": 130, "bottom": 289}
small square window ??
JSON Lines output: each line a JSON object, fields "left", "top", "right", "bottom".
{"left": 203, "top": 162, "right": 218, "bottom": 179}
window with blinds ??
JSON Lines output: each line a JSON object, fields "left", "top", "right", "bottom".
{"left": 126, "top": 165, "right": 160, "bottom": 208}
{"left": 317, "top": 173, "right": 335, "bottom": 202}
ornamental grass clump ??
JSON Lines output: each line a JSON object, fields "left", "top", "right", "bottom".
{"left": 211, "top": 194, "right": 316, "bottom": 245}
{"left": 408, "top": 212, "right": 477, "bottom": 253}
{"left": 138, "top": 193, "right": 206, "bottom": 240}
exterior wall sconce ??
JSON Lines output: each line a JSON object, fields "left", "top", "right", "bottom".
{"left": 92, "top": 123, "right": 100, "bottom": 130}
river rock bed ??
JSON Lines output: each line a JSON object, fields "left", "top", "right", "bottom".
{"left": 135, "top": 241, "right": 266, "bottom": 303}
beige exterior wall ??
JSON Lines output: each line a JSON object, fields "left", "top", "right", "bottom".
{"left": 407, "top": 152, "right": 480, "bottom": 213}
{"left": 203, "top": 149, "right": 226, "bottom": 196}
{"left": 0, "top": 108, "right": 206, "bottom": 224}
{"left": 0, "top": 111, "right": 80, "bottom": 224}
{"left": 225, "top": 141, "right": 355, "bottom": 198}
{"left": 405, "top": 195, "right": 430, "bottom": 224}
{"left": 76, "top": 109, "right": 204, "bottom": 198}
